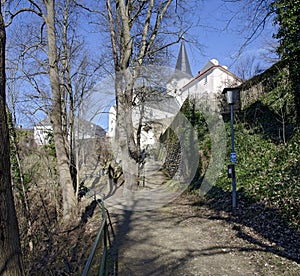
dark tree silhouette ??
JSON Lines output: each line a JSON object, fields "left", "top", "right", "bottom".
{"left": 0, "top": 5, "right": 24, "bottom": 275}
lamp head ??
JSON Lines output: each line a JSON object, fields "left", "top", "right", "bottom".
{"left": 222, "top": 87, "right": 240, "bottom": 105}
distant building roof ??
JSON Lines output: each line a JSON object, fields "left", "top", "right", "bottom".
{"left": 75, "top": 119, "right": 106, "bottom": 138}
{"left": 34, "top": 117, "right": 106, "bottom": 138}
{"left": 35, "top": 117, "right": 52, "bottom": 127}
{"left": 182, "top": 59, "right": 242, "bottom": 91}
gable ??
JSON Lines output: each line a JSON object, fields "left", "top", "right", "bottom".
{"left": 181, "top": 62, "right": 241, "bottom": 92}
{"left": 35, "top": 116, "right": 51, "bottom": 127}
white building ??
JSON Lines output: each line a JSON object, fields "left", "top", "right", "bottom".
{"left": 170, "top": 58, "right": 241, "bottom": 111}
{"left": 34, "top": 117, "right": 106, "bottom": 145}
{"left": 107, "top": 105, "right": 117, "bottom": 139}
{"left": 34, "top": 117, "right": 53, "bottom": 145}
{"left": 106, "top": 40, "right": 241, "bottom": 145}
{"left": 107, "top": 94, "right": 181, "bottom": 146}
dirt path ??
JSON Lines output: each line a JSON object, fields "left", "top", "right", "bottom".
{"left": 109, "top": 194, "right": 300, "bottom": 275}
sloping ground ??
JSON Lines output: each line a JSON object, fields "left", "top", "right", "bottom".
{"left": 108, "top": 194, "right": 300, "bottom": 275}
{"left": 22, "top": 198, "right": 104, "bottom": 274}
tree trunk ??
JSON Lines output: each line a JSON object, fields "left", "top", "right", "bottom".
{"left": 115, "top": 70, "right": 139, "bottom": 195}
{"left": 106, "top": 0, "right": 174, "bottom": 194}
{"left": 8, "top": 113, "right": 34, "bottom": 252}
{"left": 0, "top": 7, "right": 24, "bottom": 275}
{"left": 44, "top": 0, "right": 76, "bottom": 219}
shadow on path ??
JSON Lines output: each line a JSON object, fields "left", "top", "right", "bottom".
{"left": 192, "top": 187, "right": 300, "bottom": 264}
{"left": 106, "top": 191, "right": 300, "bottom": 275}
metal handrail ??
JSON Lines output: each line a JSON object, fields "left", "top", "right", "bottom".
{"left": 81, "top": 191, "right": 116, "bottom": 276}
{"left": 82, "top": 211, "right": 107, "bottom": 275}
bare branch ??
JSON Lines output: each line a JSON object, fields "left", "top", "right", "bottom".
{"left": 129, "top": 1, "right": 147, "bottom": 25}
{"left": 145, "top": 0, "right": 172, "bottom": 58}
{"left": 73, "top": 0, "right": 100, "bottom": 13}
{"left": 222, "top": 0, "right": 275, "bottom": 59}
{"left": 106, "top": 0, "right": 119, "bottom": 68}
{"left": 136, "top": 0, "right": 154, "bottom": 67}
{"left": 237, "top": 11, "right": 273, "bottom": 57}
{"left": 148, "top": 35, "right": 182, "bottom": 57}
{"left": 118, "top": 0, "right": 133, "bottom": 69}
{"left": 28, "top": 0, "right": 43, "bottom": 14}
{"left": 5, "top": 8, "right": 42, "bottom": 27}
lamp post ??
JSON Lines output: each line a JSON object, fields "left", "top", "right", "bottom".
{"left": 222, "top": 87, "right": 239, "bottom": 209}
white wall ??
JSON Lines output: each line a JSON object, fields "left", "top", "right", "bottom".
{"left": 34, "top": 125, "right": 52, "bottom": 145}
{"left": 107, "top": 105, "right": 116, "bottom": 138}
{"left": 180, "top": 61, "right": 241, "bottom": 112}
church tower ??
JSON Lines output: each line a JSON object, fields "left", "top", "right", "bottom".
{"left": 167, "top": 38, "right": 193, "bottom": 104}
{"left": 174, "top": 38, "right": 193, "bottom": 78}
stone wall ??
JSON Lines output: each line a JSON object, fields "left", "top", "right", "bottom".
{"left": 160, "top": 128, "right": 181, "bottom": 178}
{"left": 240, "top": 61, "right": 286, "bottom": 109}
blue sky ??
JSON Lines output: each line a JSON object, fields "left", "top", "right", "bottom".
{"left": 11, "top": 0, "right": 278, "bottom": 128}
{"left": 172, "top": 0, "right": 277, "bottom": 76}
{"left": 84, "top": 0, "right": 279, "bottom": 130}
{"left": 81, "top": 0, "right": 277, "bottom": 77}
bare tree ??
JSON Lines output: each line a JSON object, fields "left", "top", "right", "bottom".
{"left": 5, "top": 0, "right": 102, "bottom": 219}
{"left": 0, "top": 4, "right": 24, "bottom": 275}
{"left": 222, "top": 0, "right": 276, "bottom": 58}
{"left": 104, "top": 0, "right": 185, "bottom": 194}
{"left": 34, "top": 0, "right": 76, "bottom": 219}
{"left": 235, "top": 54, "right": 264, "bottom": 80}
{"left": 4, "top": 0, "right": 75, "bottom": 218}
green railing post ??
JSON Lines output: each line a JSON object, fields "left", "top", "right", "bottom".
{"left": 82, "top": 197, "right": 117, "bottom": 276}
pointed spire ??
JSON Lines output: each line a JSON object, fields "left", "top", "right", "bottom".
{"left": 175, "top": 37, "right": 193, "bottom": 78}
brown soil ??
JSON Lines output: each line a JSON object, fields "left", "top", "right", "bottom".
{"left": 108, "top": 193, "right": 300, "bottom": 275}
